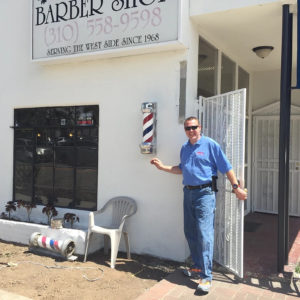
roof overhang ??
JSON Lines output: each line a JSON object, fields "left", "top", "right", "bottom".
{"left": 190, "top": 1, "right": 298, "bottom": 72}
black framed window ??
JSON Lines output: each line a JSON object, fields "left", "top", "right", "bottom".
{"left": 221, "top": 54, "right": 236, "bottom": 94}
{"left": 13, "top": 105, "right": 99, "bottom": 210}
{"left": 197, "top": 36, "right": 218, "bottom": 97}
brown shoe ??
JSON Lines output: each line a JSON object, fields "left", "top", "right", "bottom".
{"left": 182, "top": 267, "right": 201, "bottom": 278}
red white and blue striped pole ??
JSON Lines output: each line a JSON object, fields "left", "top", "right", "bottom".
{"left": 29, "top": 232, "right": 75, "bottom": 258}
{"left": 143, "top": 112, "right": 154, "bottom": 143}
{"left": 140, "top": 102, "right": 156, "bottom": 154}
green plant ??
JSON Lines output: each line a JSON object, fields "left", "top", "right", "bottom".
{"left": 295, "top": 263, "right": 300, "bottom": 274}
{"left": 63, "top": 213, "right": 80, "bottom": 228}
{"left": 0, "top": 212, "right": 8, "bottom": 219}
{"left": 17, "top": 200, "right": 36, "bottom": 222}
{"left": 42, "top": 204, "right": 58, "bottom": 225}
{"left": 5, "top": 201, "right": 16, "bottom": 220}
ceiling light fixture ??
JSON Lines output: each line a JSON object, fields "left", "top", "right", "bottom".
{"left": 252, "top": 46, "right": 274, "bottom": 59}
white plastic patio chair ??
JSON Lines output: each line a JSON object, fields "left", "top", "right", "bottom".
{"left": 83, "top": 196, "right": 137, "bottom": 268}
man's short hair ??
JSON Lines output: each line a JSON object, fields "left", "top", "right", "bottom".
{"left": 184, "top": 116, "right": 200, "bottom": 126}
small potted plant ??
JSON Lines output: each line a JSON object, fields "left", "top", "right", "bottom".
{"left": 0, "top": 212, "right": 8, "bottom": 219}
{"left": 63, "top": 213, "right": 80, "bottom": 228}
{"left": 42, "top": 204, "right": 58, "bottom": 225}
{"left": 5, "top": 201, "right": 16, "bottom": 220}
{"left": 17, "top": 200, "right": 36, "bottom": 222}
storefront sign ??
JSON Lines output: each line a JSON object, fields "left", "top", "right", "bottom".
{"left": 32, "top": 0, "right": 180, "bottom": 60}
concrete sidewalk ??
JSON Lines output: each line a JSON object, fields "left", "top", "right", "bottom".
{"left": 0, "top": 289, "right": 32, "bottom": 300}
{"left": 135, "top": 268, "right": 300, "bottom": 300}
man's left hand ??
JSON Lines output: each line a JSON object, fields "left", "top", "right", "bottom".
{"left": 234, "top": 187, "right": 247, "bottom": 200}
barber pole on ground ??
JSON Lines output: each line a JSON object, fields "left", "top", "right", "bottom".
{"left": 29, "top": 232, "right": 75, "bottom": 258}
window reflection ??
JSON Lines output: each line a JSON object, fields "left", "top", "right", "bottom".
{"left": 76, "top": 168, "right": 98, "bottom": 210}
{"left": 13, "top": 105, "right": 99, "bottom": 210}
{"left": 34, "top": 164, "right": 54, "bottom": 205}
{"left": 75, "top": 125, "right": 98, "bottom": 209}
{"left": 14, "top": 130, "right": 34, "bottom": 202}
{"left": 76, "top": 106, "right": 98, "bottom": 126}
{"left": 197, "top": 35, "right": 250, "bottom": 101}
{"left": 35, "top": 129, "right": 53, "bottom": 164}
{"left": 197, "top": 36, "right": 218, "bottom": 97}
{"left": 76, "top": 127, "right": 98, "bottom": 146}
{"left": 221, "top": 54, "right": 236, "bottom": 94}
{"left": 54, "top": 167, "right": 74, "bottom": 208}
{"left": 238, "top": 66, "right": 250, "bottom": 115}
{"left": 15, "top": 142, "right": 33, "bottom": 163}
{"left": 52, "top": 107, "right": 75, "bottom": 127}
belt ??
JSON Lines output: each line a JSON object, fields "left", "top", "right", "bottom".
{"left": 185, "top": 183, "right": 212, "bottom": 190}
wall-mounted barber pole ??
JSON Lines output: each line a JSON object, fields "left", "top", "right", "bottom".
{"left": 140, "top": 102, "right": 157, "bottom": 154}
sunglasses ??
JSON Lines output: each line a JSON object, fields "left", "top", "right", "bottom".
{"left": 185, "top": 126, "right": 199, "bottom": 131}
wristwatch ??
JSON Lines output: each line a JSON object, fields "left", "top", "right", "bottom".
{"left": 232, "top": 184, "right": 239, "bottom": 190}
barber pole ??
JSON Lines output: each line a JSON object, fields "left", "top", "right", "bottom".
{"left": 39, "top": 234, "right": 60, "bottom": 250}
{"left": 29, "top": 232, "right": 75, "bottom": 258}
{"left": 140, "top": 102, "right": 156, "bottom": 154}
{"left": 143, "top": 112, "right": 154, "bottom": 143}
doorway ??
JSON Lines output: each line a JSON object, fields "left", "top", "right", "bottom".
{"left": 252, "top": 102, "right": 300, "bottom": 217}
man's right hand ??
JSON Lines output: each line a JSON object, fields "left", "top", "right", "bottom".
{"left": 150, "top": 158, "right": 163, "bottom": 170}
{"left": 150, "top": 158, "right": 182, "bottom": 174}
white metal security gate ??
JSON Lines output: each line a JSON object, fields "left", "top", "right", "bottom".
{"left": 198, "top": 89, "right": 246, "bottom": 278}
{"left": 253, "top": 115, "right": 300, "bottom": 216}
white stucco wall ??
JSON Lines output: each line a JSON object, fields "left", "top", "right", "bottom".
{"left": 252, "top": 69, "right": 300, "bottom": 111}
{"left": 0, "top": 1, "right": 199, "bottom": 262}
{"left": 190, "top": 0, "right": 289, "bottom": 16}
{"left": 252, "top": 70, "right": 281, "bottom": 110}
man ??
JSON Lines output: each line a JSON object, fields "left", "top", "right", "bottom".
{"left": 150, "top": 116, "right": 247, "bottom": 293}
